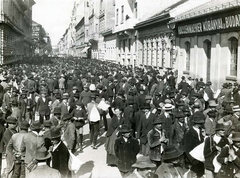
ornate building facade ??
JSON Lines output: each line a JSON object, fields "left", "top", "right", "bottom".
{"left": 0, "top": 0, "right": 35, "bottom": 64}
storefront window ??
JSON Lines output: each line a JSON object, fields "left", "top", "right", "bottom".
{"left": 229, "top": 37, "right": 238, "bottom": 76}
{"left": 185, "top": 41, "right": 190, "bottom": 71}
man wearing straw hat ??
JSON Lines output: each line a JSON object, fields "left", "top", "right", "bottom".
{"left": 28, "top": 146, "right": 61, "bottom": 178}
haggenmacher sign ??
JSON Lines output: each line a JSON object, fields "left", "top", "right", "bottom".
{"left": 177, "top": 13, "right": 240, "bottom": 35}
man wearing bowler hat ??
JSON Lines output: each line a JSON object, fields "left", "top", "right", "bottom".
{"left": 147, "top": 117, "right": 168, "bottom": 166}
{"left": 114, "top": 125, "right": 140, "bottom": 177}
{"left": 28, "top": 146, "right": 61, "bottom": 178}
{"left": 49, "top": 128, "right": 71, "bottom": 178}
{"left": 184, "top": 111, "right": 205, "bottom": 178}
{"left": 137, "top": 103, "right": 157, "bottom": 156}
{"left": 7, "top": 120, "right": 30, "bottom": 178}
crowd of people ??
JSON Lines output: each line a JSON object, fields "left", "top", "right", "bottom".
{"left": 0, "top": 57, "right": 240, "bottom": 178}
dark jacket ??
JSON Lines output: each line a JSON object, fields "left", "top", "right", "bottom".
{"left": 115, "top": 136, "right": 140, "bottom": 173}
{"left": 137, "top": 113, "right": 157, "bottom": 144}
{"left": 51, "top": 141, "right": 71, "bottom": 178}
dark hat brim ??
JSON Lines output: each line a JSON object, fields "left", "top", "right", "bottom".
{"left": 163, "top": 150, "right": 183, "bottom": 161}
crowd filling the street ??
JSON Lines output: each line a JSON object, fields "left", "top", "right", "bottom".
{"left": 0, "top": 57, "right": 240, "bottom": 178}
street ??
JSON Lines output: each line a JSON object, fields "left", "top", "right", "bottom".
{"left": 73, "top": 123, "right": 122, "bottom": 178}
{"left": 1, "top": 121, "right": 122, "bottom": 178}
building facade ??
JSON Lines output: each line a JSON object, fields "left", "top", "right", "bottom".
{"left": 170, "top": 0, "right": 240, "bottom": 89}
{"left": 0, "top": 0, "right": 35, "bottom": 64}
{"left": 32, "top": 21, "right": 52, "bottom": 56}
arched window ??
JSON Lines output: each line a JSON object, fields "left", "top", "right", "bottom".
{"left": 229, "top": 37, "right": 238, "bottom": 76}
{"left": 185, "top": 41, "right": 190, "bottom": 71}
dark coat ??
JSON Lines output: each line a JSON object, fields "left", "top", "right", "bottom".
{"left": 114, "top": 136, "right": 140, "bottom": 173}
{"left": 137, "top": 113, "right": 157, "bottom": 144}
{"left": 36, "top": 97, "right": 51, "bottom": 116}
{"left": 159, "top": 113, "right": 175, "bottom": 145}
{"left": 217, "top": 145, "right": 240, "bottom": 178}
{"left": 147, "top": 129, "right": 167, "bottom": 161}
{"left": 184, "top": 127, "right": 205, "bottom": 177}
{"left": 123, "top": 105, "right": 134, "bottom": 129}
{"left": 204, "top": 135, "right": 229, "bottom": 172}
{"left": 51, "top": 141, "right": 71, "bottom": 178}
{"left": 106, "top": 115, "right": 124, "bottom": 137}
{"left": 172, "top": 120, "right": 187, "bottom": 150}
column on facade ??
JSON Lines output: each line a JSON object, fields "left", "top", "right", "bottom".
{"left": 143, "top": 39, "right": 147, "bottom": 66}
{"left": 138, "top": 38, "right": 143, "bottom": 66}
{"left": 152, "top": 37, "right": 157, "bottom": 67}
{"left": 157, "top": 36, "right": 163, "bottom": 67}
{"left": 164, "top": 33, "right": 171, "bottom": 68}
{"left": 147, "top": 38, "right": 151, "bottom": 66}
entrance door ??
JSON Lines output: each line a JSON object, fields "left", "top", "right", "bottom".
{"left": 204, "top": 40, "right": 211, "bottom": 82}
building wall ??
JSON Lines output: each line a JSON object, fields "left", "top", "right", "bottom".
{"left": 0, "top": 0, "right": 35, "bottom": 64}
{"left": 176, "top": 30, "right": 240, "bottom": 90}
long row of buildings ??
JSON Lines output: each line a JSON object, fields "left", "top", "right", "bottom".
{"left": 61, "top": 0, "right": 240, "bottom": 89}
{"left": 0, "top": 0, "right": 52, "bottom": 65}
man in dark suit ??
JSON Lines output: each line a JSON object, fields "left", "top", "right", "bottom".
{"left": 136, "top": 103, "right": 157, "bottom": 156}
{"left": 36, "top": 89, "right": 51, "bottom": 124}
{"left": 184, "top": 112, "right": 205, "bottom": 178}
{"left": 50, "top": 128, "right": 71, "bottom": 178}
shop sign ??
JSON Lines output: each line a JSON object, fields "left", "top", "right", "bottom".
{"left": 177, "top": 13, "right": 240, "bottom": 35}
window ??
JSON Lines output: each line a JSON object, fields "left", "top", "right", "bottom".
{"left": 185, "top": 41, "right": 190, "bottom": 71}
{"left": 128, "top": 38, "right": 131, "bottom": 52}
{"left": 116, "top": 9, "right": 119, "bottom": 25}
{"left": 121, "top": 5, "right": 124, "bottom": 23}
{"left": 229, "top": 37, "right": 238, "bottom": 76}
{"left": 134, "top": 2, "right": 138, "bottom": 18}
{"left": 123, "top": 40, "right": 126, "bottom": 52}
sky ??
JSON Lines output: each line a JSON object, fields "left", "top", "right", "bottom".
{"left": 33, "top": 0, "right": 75, "bottom": 46}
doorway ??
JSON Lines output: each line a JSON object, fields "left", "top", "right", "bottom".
{"left": 204, "top": 40, "right": 211, "bottom": 82}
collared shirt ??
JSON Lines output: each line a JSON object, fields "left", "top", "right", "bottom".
{"left": 193, "top": 126, "right": 201, "bottom": 141}
{"left": 52, "top": 141, "right": 61, "bottom": 152}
